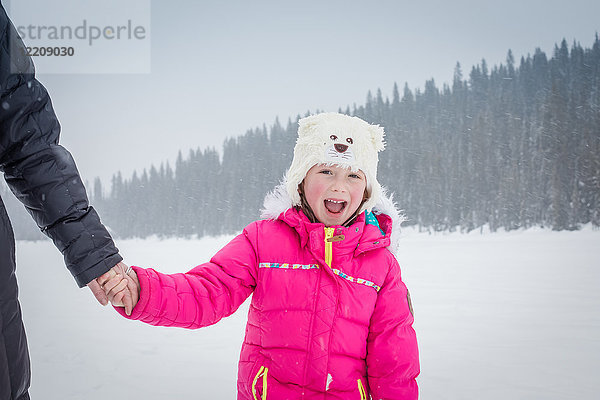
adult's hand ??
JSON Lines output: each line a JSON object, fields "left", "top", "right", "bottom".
{"left": 87, "top": 279, "right": 108, "bottom": 306}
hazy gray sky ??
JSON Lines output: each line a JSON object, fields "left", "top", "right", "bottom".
{"left": 14, "top": 0, "right": 600, "bottom": 187}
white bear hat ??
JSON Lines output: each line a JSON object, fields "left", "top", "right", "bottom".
{"left": 285, "top": 112, "right": 385, "bottom": 214}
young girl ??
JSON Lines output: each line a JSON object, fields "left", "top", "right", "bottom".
{"left": 100, "top": 112, "right": 420, "bottom": 399}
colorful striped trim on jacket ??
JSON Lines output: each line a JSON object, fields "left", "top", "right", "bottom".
{"left": 259, "top": 263, "right": 380, "bottom": 292}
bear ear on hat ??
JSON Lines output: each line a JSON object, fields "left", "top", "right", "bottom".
{"left": 297, "top": 114, "right": 321, "bottom": 138}
{"left": 368, "top": 124, "right": 385, "bottom": 152}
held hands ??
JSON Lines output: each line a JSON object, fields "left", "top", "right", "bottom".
{"left": 94, "top": 262, "right": 140, "bottom": 315}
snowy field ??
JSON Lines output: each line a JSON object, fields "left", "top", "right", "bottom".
{"left": 15, "top": 226, "right": 600, "bottom": 399}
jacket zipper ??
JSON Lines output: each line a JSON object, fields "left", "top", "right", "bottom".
{"left": 324, "top": 227, "right": 334, "bottom": 268}
{"left": 252, "top": 365, "right": 268, "bottom": 400}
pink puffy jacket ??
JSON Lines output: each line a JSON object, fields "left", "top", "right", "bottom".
{"left": 119, "top": 206, "right": 419, "bottom": 399}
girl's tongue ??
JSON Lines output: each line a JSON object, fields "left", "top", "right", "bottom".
{"left": 324, "top": 199, "right": 346, "bottom": 213}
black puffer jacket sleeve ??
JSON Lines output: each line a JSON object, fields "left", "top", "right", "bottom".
{"left": 0, "top": 4, "right": 122, "bottom": 287}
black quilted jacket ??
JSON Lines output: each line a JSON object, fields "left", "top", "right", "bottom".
{"left": 0, "top": 3, "right": 121, "bottom": 398}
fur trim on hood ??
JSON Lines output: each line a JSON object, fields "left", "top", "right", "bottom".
{"left": 261, "top": 183, "right": 405, "bottom": 255}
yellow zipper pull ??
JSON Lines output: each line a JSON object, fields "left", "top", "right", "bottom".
{"left": 262, "top": 368, "right": 268, "bottom": 400}
{"left": 252, "top": 366, "right": 269, "bottom": 399}
{"left": 324, "top": 227, "right": 334, "bottom": 268}
{"left": 357, "top": 378, "right": 367, "bottom": 400}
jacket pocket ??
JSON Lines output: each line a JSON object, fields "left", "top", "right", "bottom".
{"left": 252, "top": 365, "right": 269, "bottom": 400}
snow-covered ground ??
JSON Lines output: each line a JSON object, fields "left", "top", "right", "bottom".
{"left": 16, "top": 226, "right": 600, "bottom": 399}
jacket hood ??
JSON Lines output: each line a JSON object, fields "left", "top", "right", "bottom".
{"left": 261, "top": 183, "right": 405, "bottom": 255}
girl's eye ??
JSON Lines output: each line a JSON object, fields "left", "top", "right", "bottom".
{"left": 346, "top": 138, "right": 353, "bottom": 144}
{"left": 319, "top": 170, "right": 333, "bottom": 175}
{"left": 330, "top": 135, "right": 338, "bottom": 141}
{"left": 349, "top": 173, "right": 361, "bottom": 179}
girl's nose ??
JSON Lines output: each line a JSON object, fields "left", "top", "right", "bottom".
{"left": 330, "top": 176, "right": 347, "bottom": 192}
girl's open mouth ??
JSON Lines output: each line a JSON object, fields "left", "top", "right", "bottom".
{"left": 324, "top": 199, "right": 346, "bottom": 214}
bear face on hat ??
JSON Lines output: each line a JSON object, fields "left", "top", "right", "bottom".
{"left": 324, "top": 132, "right": 356, "bottom": 165}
